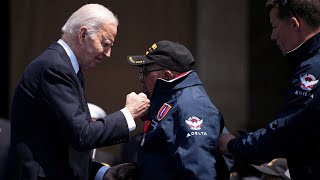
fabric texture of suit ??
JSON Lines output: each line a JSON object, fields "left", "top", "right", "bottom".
{"left": 6, "top": 42, "right": 129, "bottom": 180}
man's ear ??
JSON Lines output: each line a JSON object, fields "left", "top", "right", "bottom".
{"left": 164, "top": 70, "right": 175, "bottom": 80}
{"left": 291, "top": 16, "right": 300, "bottom": 28}
{"left": 79, "top": 27, "right": 87, "bottom": 42}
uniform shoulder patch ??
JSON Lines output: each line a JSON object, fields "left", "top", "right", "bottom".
{"left": 157, "top": 103, "right": 171, "bottom": 121}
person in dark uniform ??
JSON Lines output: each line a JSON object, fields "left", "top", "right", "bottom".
{"left": 127, "top": 40, "right": 230, "bottom": 180}
{"left": 219, "top": 0, "right": 320, "bottom": 179}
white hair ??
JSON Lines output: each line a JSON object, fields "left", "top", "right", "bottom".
{"left": 61, "top": 4, "right": 118, "bottom": 38}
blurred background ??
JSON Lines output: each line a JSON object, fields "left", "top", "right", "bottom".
{"left": 0, "top": 0, "right": 292, "bottom": 166}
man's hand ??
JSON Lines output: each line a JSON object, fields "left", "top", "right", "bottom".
{"left": 103, "top": 163, "right": 137, "bottom": 180}
{"left": 219, "top": 133, "right": 236, "bottom": 155}
{"left": 125, "top": 92, "right": 150, "bottom": 119}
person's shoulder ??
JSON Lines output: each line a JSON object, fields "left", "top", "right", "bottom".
{"left": 34, "top": 45, "right": 72, "bottom": 72}
{"left": 26, "top": 44, "right": 63, "bottom": 68}
{"left": 177, "top": 89, "right": 220, "bottom": 117}
{"left": 180, "top": 86, "right": 218, "bottom": 108}
{"left": 301, "top": 48, "right": 320, "bottom": 65}
{"left": 298, "top": 53, "right": 320, "bottom": 77}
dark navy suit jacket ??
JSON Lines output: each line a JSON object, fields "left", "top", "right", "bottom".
{"left": 6, "top": 42, "right": 129, "bottom": 180}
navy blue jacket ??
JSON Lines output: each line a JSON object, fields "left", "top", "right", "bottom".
{"left": 228, "top": 33, "right": 320, "bottom": 180}
{"left": 6, "top": 42, "right": 129, "bottom": 180}
{"left": 137, "top": 71, "right": 229, "bottom": 180}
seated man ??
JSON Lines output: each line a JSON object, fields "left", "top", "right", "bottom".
{"left": 127, "top": 40, "right": 230, "bottom": 180}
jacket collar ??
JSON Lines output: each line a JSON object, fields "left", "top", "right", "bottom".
{"left": 152, "top": 70, "right": 202, "bottom": 97}
{"left": 48, "top": 42, "right": 75, "bottom": 73}
{"left": 287, "top": 32, "right": 320, "bottom": 68}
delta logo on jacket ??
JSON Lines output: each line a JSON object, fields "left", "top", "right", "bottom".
{"left": 185, "top": 116, "right": 208, "bottom": 137}
{"left": 185, "top": 116, "right": 203, "bottom": 130}
{"left": 294, "top": 73, "right": 319, "bottom": 98}
{"left": 299, "top": 74, "right": 319, "bottom": 91}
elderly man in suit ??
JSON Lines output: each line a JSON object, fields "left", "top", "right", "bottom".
{"left": 6, "top": 4, "right": 149, "bottom": 180}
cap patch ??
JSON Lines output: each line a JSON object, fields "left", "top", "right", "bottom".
{"left": 128, "top": 56, "right": 145, "bottom": 65}
{"left": 146, "top": 43, "right": 158, "bottom": 55}
{"left": 157, "top": 103, "right": 171, "bottom": 121}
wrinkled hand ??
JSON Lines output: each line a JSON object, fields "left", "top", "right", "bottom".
{"left": 125, "top": 92, "right": 150, "bottom": 119}
{"left": 103, "top": 163, "right": 137, "bottom": 180}
{"left": 219, "top": 133, "right": 236, "bottom": 155}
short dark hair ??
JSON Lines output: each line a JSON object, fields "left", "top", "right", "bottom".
{"left": 265, "top": 0, "right": 320, "bottom": 29}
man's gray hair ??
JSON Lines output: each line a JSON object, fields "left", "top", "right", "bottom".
{"left": 61, "top": 3, "right": 118, "bottom": 38}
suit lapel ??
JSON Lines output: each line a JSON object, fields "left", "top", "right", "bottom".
{"left": 49, "top": 42, "right": 91, "bottom": 121}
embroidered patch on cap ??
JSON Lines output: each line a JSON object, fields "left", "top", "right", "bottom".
{"left": 185, "top": 116, "right": 203, "bottom": 130}
{"left": 300, "top": 74, "right": 319, "bottom": 91}
{"left": 157, "top": 103, "right": 171, "bottom": 121}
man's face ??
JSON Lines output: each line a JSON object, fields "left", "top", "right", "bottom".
{"left": 78, "top": 23, "right": 117, "bottom": 69}
{"left": 138, "top": 64, "right": 165, "bottom": 98}
{"left": 269, "top": 8, "right": 299, "bottom": 54}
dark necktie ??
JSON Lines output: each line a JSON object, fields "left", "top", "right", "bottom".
{"left": 77, "top": 70, "right": 85, "bottom": 89}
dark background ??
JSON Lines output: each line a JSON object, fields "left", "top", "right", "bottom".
{"left": 0, "top": 0, "right": 9, "bottom": 119}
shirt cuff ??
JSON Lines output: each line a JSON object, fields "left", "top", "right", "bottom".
{"left": 120, "top": 108, "right": 136, "bottom": 131}
{"left": 94, "top": 165, "right": 110, "bottom": 180}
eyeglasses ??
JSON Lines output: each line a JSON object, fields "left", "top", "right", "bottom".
{"left": 138, "top": 67, "right": 164, "bottom": 80}
{"left": 275, "top": 0, "right": 297, "bottom": 18}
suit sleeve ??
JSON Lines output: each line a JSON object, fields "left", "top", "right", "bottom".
{"left": 162, "top": 96, "right": 222, "bottom": 180}
{"left": 41, "top": 65, "right": 129, "bottom": 151}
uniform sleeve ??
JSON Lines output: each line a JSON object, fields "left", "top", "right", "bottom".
{"left": 41, "top": 66, "right": 129, "bottom": 151}
{"left": 161, "top": 96, "right": 223, "bottom": 180}
{"left": 229, "top": 63, "right": 320, "bottom": 161}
